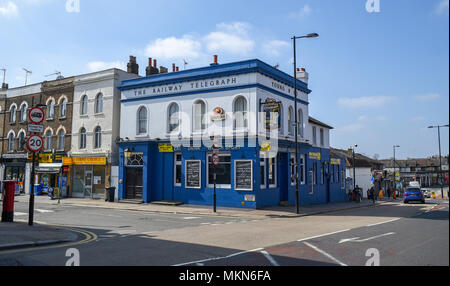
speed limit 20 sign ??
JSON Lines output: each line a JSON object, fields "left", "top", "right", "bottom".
{"left": 27, "top": 134, "right": 44, "bottom": 152}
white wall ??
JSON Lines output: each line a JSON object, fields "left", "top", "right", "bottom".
{"left": 346, "top": 167, "right": 372, "bottom": 198}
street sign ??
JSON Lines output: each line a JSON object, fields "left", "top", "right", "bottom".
{"left": 27, "top": 134, "right": 44, "bottom": 153}
{"left": 28, "top": 107, "right": 45, "bottom": 124}
{"left": 28, "top": 124, "right": 44, "bottom": 133}
{"left": 212, "top": 153, "right": 220, "bottom": 167}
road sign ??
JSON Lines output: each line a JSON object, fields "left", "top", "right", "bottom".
{"left": 212, "top": 153, "right": 220, "bottom": 167}
{"left": 28, "top": 124, "right": 44, "bottom": 133}
{"left": 28, "top": 107, "right": 45, "bottom": 124}
{"left": 27, "top": 134, "right": 44, "bottom": 152}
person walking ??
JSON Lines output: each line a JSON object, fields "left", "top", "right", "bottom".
{"left": 369, "top": 185, "right": 376, "bottom": 204}
{"left": 387, "top": 187, "right": 392, "bottom": 198}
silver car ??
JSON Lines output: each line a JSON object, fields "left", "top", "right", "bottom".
{"left": 422, "top": 190, "right": 431, "bottom": 198}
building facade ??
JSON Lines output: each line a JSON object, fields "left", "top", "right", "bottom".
{"left": 117, "top": 58, "right": 347, "bottom": 208}
{"left": 69, "top": 68, "right": 139, "bottom": 199}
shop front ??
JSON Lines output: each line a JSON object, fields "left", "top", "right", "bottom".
{"left": 2, "top": 154, "right": 30, "bottom": 194}
{"left": 70, "top": 157, "right": 107, "bottom": 199}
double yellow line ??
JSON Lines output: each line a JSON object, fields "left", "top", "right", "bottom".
{"left": 0, "top": 221, "right": 98, "bottom": 255}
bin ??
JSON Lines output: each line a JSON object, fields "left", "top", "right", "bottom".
{"left": 105, "top": 187, "right": 116, "bottom": 202}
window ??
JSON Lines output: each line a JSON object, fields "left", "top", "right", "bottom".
{"left": 290, "top": 153, "right": 297, "bottom": 186}
{"left": 137, "top": 106, "right": 148, "bottom": 135}
{"left": 47, "top": 100, "right": 55, "bottom": 119}
{"left": 313, "top": 162, "right": 317, "bottom": 185}
{"left": 234, "top": 96, "right": 248, "bottom": 130}
{"left": 260, "top": 156, "right": 266, "bottom": 188}
{"left": 168, "top": 103, "right": 180, "bottom": 133}
{"left": 79, "top": 128, "right": 86, "bottom": 149}
{"left": 320, "top": 128, "right": 324, "bottom": 146}
{"left": 268, "top": 156, "right": 277, "bottom": 188}
{"left": 45, "top": 130, "right": 53, "bottom": 151}
{"left": 20, "top": 103, "right": 27, "bottom": 122}
{"left": 288, "top": 107, "right": 294, "bottom": 135}
{"left": 95, "top": 93, "right": 103, "bottom": 114}
{"left": 18, "top": 132, "right": 26, "bottom": 151}
{"left": 60, "top": 98, "right": 67, "bottom": 118}
{"left": 81, "top": 95, "right": 88, "bottom": 115}
{"left": 9, "top": 105, "right": 16, "bottom": 123}
{"left": 312, "top": 126, "right": 317, "bottom": 145}
{"left": 8, "top": 132, "right": 14, "bottom": 151}
{"left": 58, "top": 130, "right": 65, "bottom": 150}
{"left": 174, "top": 153, "right": 182, "bottom": 186}
{"left": 125, "top": 152, "right": 144, "bottom": 167}
{"left": 207, "top": 153, "right": 231, "bottom": 188}
{"left": 193, "top": 100, "right": 206, "bottom": 132}
{"left": 94, "top": 126, "right": 102, "bottom": 149}
{"left": 300, "top": 155, "right": 306, "bottom": 184}
{"left": 298, "top": 109, "right": 304, "bottom": 138}
{"left": 321, "top": 163, "right": 325, "bottom": 185}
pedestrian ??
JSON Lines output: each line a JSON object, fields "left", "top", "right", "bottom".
{"left": 387, "top": 187, "right": 391, "bottom": 198}
{"left": 369, "top": 185, "right": 376, "bottom": 204}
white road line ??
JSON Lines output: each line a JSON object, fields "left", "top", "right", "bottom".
{"left": 366, "top": 218, "right": 400, "bottom": 227}
{"left": 172, "top": 248, "right": 264, "bottom": 266}
{"left": 303, "top": 242, "right": 347, "bottom": 266}
{"left": 183, "top": 217, "right": 200, "bottom": 220}
{"left": 35, "top": 209, "right": 54, "bottom": 213}
{"left": 14, "top": 212, "right": 28, "bottom": 216}
{"left": 260, "top": 250, "right": 280, "bottom": 266}
{"left": 297, "top": 229, "right": 351, "bottom": 242}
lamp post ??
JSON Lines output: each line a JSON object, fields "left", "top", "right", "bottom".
{"left": 393, "top": 145, "right": 400, "bottom": 196}
{"left": 292, "top": 33, "right": 319, "bottom": 214}
{"left": 428, "top": 124, "right": 449, "bottom": 199}
{"left": 352, "top": 145, "right": 358, "bottom": 191}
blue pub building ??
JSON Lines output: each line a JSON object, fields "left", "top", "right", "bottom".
{"left": 117, "top": 56, "right": 347, "bottom": 209}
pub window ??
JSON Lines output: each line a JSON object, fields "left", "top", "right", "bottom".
{"left": 298, "top": 109, "right": 304, "bottom": 138}
{"left": 337, "top": 165, "right": 340, "bottom": 183}
{"left": 57, "top": 129, "right": 65, "bottom": 150}
{"left": 174, "top": 153, "right": 182, "bottom": 186}
{"left": 260, "top": 156, "right": 266, "bottom": 189}
{"left": 290, "top": 153, "right": 297, "bottom": 186}
{"left": 321, "top": 163, "right": 325, "bottom": 185}
{"left": 320, "top": 128, "right": 324, "bottom": 146}
{"left": 137, "top": 106, "right": 148, "bottom": 135}
{"left": 207, "top": 153, "right": 231, "bottom": 188}
{"left": 288, "top": 106, "right": 294, "bottom": 135}
{"left": 300, "top": 154, "right": 306, "bottom": 185}
{"left": 193, "top": 100, "right": 206, "bottom": 132}
{"left": 312, "top": 126, "right": 317, "bottom": 145}
{"left": 233, "top": 96, "right": 248, "bottom": 130}
{"left": 9, "top": 105, "right": 16, "bottom": 123}
{"left": 313, "top": 162, "right": 317, "bottom": 185}
{"left": 94, "top": 126, "right": 102, "bottom": 149}
{"left": 125, "top": 152, "right": 144, "bottom": 167}
{"left": 95, "top": 93, "right": 103, "bottom": 114}
{"left": 268, "top": 156, "right": 277, "bottom": 188}
{"left": 79, "top": 128, "right": 87, "bottom": 149}
{"left": 168, "top": 103, "right": 180, "bottom": 133}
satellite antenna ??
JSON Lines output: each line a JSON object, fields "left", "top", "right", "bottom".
{"left": 23, "top": 68, "right": 32, "bottom": 86}
{"left": 183, "top": 59, "right": 188, "bottom": 70}
{"left": 45, "top": 71, "right": 62, "bottom": 80}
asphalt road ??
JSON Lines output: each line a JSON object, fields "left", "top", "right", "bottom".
{"left": 1, "top": 199, "right": 448, "bottom": 266}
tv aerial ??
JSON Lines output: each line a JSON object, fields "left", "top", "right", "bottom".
{"left": 45, "top": 71, "right": 63, "bottom": 80}
{"left": 23, "top": 68, "right": 32, "bottom": 86}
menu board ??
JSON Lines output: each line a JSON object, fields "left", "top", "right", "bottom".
{"left": 185, "top": 160, "right": 201, "bottom": 189}
{"left": 235, "top": 160, "right": 253, "bottom": 191}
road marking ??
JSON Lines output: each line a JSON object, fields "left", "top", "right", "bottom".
{"left": 303, "top": 242, "right": 347, "bottom": 266}
{"left": 36, "top": 209, "right": 54, "bottom": 213}
{"left": 339, "top": 232, "right": 396, "bottom": 244}
{"left": 183, "top": 217, "right": 200, "bottom": 220}
{"left": 172, "top": 248, "right": 264, "bottom": 266}
{"left": 260, "top": 250, "right": 280, "bottom": 266}
{"left": 14, "top": 212, "right": 28, "bottom": 216}
{"left": 297, "top": 229, "right": 351, "bottom": 242}
{"left": 366, "top": 218, "right": 400, "bottom": 227}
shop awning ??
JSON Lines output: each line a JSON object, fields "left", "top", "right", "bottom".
{"left": 36, "top": 163, "right": 63, "bottom": 174}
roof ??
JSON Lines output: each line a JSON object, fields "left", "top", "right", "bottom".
{"left": 330, "top": 147, "right": 383, "bottom": 169}
{"left": 309, "top": 116, "right": 334, "bottom": 130}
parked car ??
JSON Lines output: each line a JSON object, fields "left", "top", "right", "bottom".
{"left": 404, "top": 187, "right": 425, "bottom": 204}
{"left": 422, "top": 190, "right": 431, "bottom": 198}
{"left": 409, "top": 181, "right": 421, "bottom": 188}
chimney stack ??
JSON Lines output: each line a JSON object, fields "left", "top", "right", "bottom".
{"left": 211, "top": 55, "right": 219, "bottom": 66}
{"left": 159, "top": 66, "right": 168, "bottom": 74}
{"left": 146, "top": 57, "right": 160, "bottom": 76}
{"left": 127, "top": 55, "right": 139, "bottom": 76}
{"left": 172, "top": 63, "right": 176, "bottom": 72}
{"left": 153, "top": 59, "right": 157, "bottom": 69}
{"left": 296, "top": 67, "right": 309, "bottom": 84}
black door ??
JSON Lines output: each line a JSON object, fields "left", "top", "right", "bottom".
{"left": 125, "top": 168, "right": 143, "bottom": 200}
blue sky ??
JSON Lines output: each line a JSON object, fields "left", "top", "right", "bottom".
{"left": 1, "top": 0, "right": 449, "bottom": 159}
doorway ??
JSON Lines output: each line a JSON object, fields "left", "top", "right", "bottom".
{"left": 125, "top": 168, "right": 143, "bottom": 200}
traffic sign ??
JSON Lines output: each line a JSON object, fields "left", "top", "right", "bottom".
{"left": 212, "top": 153, "right": 220, "bottom": 167}
{"left": 28, "top": 107, "right": 45, "bottom": 124}
{"left": 28, "top": 124, "right": 44, "bottom": 133}
{"left": 27, "top": 134, "right": 44, "bottom": 152}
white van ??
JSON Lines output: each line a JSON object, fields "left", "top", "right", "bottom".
{"left": 409, "top": 181, "right": 421, "bottom": 188}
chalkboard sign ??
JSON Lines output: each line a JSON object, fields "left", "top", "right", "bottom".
{"left": 185, "top": 160, "right": 201, "bottom": 189}
{"left": 234, "top": 160, "right": 253, "bottom": 191}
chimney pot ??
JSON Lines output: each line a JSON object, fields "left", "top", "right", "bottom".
{"left": 148, "top": 58, "right": 152, "bottom": 67}
{"left": 176, "top": 67, "right": 179, "bottom": 72}
{"left": 153, "top": 59, "right": 157, "bottom": 68}
{"left": 172, "top": 64, "right": 176, "bottom": 72}
{"left": 214, "top": 55, "right": 218, "bottom": 64}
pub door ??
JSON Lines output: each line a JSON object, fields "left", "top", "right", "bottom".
{"left": 125, "top": 168, "right": 143, "bottom": 200}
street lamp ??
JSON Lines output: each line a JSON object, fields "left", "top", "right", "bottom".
{"left": 428, "top": 124, "right": 449, "bottom": 199}
{"left": 393, "top": 145, "right": 400, "bottom": 193}
{"left": 292, "top": 32, "right": 319, "bottom": 214}
{"left": 352, "top": 144, "right": 358, "bottom": 191}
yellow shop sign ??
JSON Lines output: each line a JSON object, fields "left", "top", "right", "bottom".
{"left": 309, "top": 152, "right": 321, "bottom": 161}
{"left": 158, "top": 143, "right": 174, "bottom": 153}
{"left": 72, "top": 157, "right": 106, "bottom": 165}
{"left": 330, "top": 158, "right": 341, "bottom": 165}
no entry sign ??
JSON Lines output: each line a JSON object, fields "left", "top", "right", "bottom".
{"left": 27, "top": 134, "right": 44, "bottom": 153}
{"left": 28, "top": 107, "right": 45, "bottom": 124}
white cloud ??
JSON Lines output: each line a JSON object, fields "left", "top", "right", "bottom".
{"left": 87, "top": 61, "right": 126, "bottom": 72}
{"left": 289, "top": 4, "right": 313, "bottom": 19}
{"left": 145, "top": 35, "right": 202, "bottom": 60}
{"left": 263, "top": 40, "right": 290, "bottom": 57}
{"left": 0, "top": 1, "right": 19, "bottom": 18}
{"left": 204, "top": 22, "right": 254, "bottom": 55}
{"left": 337, "top": 96, "right": 398, "bottom": 109}
{"left": 435, "top": 0, "right": 449, "bottom": 15}
{"left": 413, "top": 93, "right": 441, "bottom": 101}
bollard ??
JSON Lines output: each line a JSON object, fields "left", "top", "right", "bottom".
{"left": 2, "top": 181, "right": 17, "bottom": 223}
